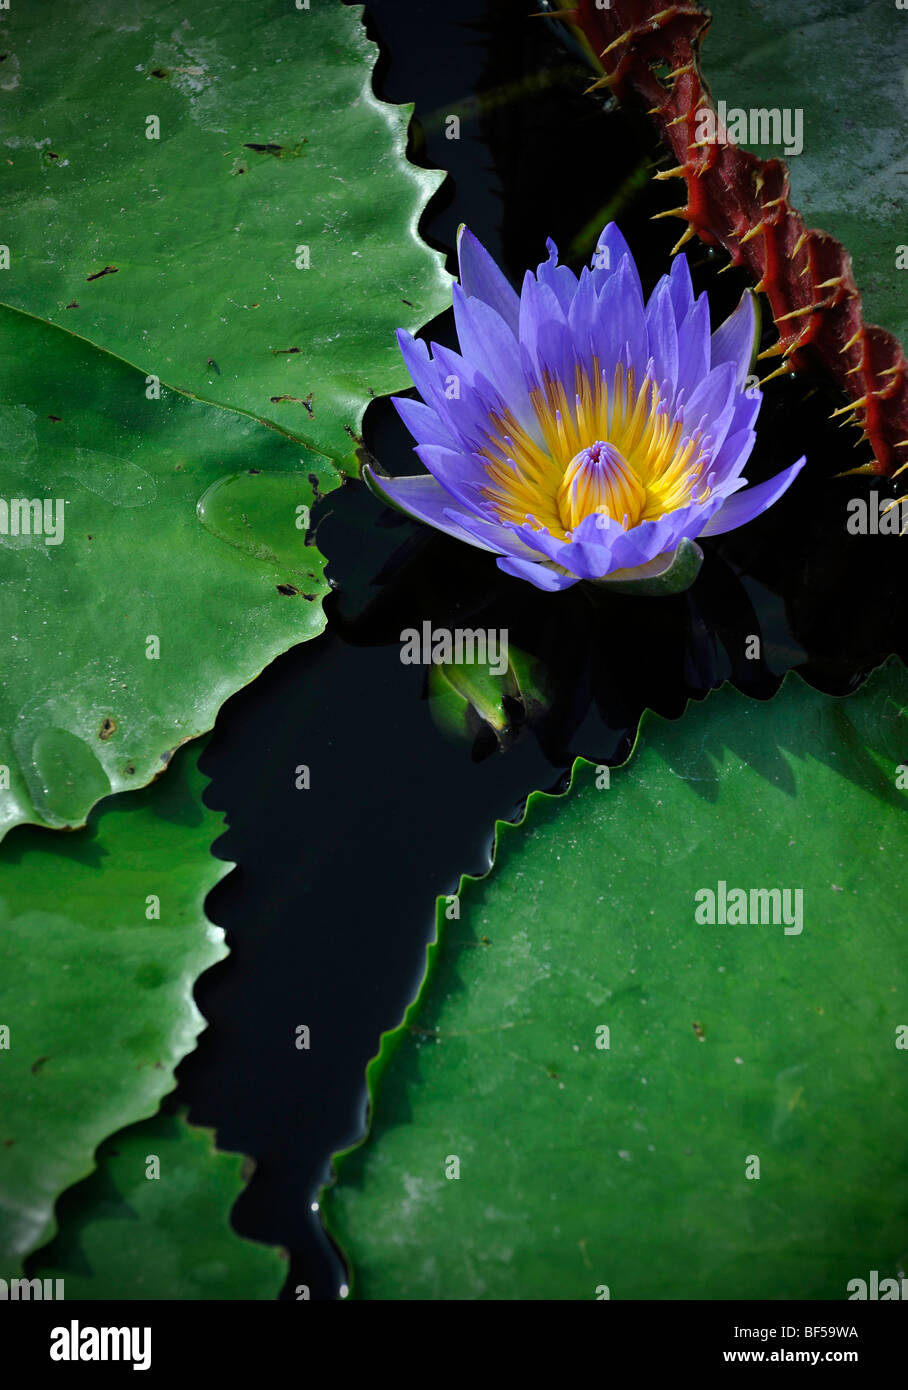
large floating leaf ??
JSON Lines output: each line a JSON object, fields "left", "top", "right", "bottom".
{"left": 0, "top": 741, "right": 227, "bottom": 1274}
{"left": 0, "top": 0, "right": 449, "bottom": 469}
{"left": 0, "top": 305, "right": 334, "bottom": 837}
{"left": 703, "top": 0, "right": 906, "bottom": 349}
{"left": 324, "top": 661, "right": 908, "bottom": 1299}
{"left": 31, "top": 1110, "right": 284, "bottom": 1300}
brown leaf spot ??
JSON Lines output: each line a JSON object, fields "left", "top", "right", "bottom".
{"left": 269, "top": 393, "right": 314, "bottom": 415}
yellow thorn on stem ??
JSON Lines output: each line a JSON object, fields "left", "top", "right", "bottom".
{"left": 601, "top": 29, "right": 634, "bottom": 56}
{"left": 892, "top": 457, "right": 908, "bottom": 479}
{"left": 650, "top": 6, "right": 688, "bottom": 30}
{"left": 752, "top": 278, "right": 766, "bottom": 293}
{"left": 756, "top": 342, "right": 786, "bottom": 361}
{"left": 830, "top": 397, "right": 869, "bottom": 418}
{"left": 670, "top": 225, "right": 697, "bottom": 255}
{"left": 840, "top": 330, "right": 863, "bottom": 354}
{"left": 736, "top": 223, "right": 764, "bottom": 246}
{"left": 880, "top": 364, "right": 902, "bottom": 378}
{"left": 835, "top": 462, "right": 878, "bottom": 477}
{"left": 792, "top": 232, "right": 808, "bottom": 256}
{"left": 758, "top": 361, "right": 793, "bottom": 385}
{"left": 653, "top": 166, "right": 689, "bottom": 180}
{"left": 651, "top": 207, "right": 689, "bottom": 221}
{"left": 775, "top": 303, "right": 823, "bottom": 323}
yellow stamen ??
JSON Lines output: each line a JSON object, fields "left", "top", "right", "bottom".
{"left": 479, "top": 360, "right": 710, "bottom": 540}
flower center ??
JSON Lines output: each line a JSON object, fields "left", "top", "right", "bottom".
{"left": 557, "top": 440, "right": 646, "bottom": 532}
{"left": 479, "top": 360, "right": 710, "bottom": 541}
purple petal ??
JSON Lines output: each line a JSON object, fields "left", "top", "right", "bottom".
{"left": 708, "top": 426, "right": 757, "bottom": 489}
{"left": 441, "top": 507, "right": 547, "bottom": 561}
{"left": 572, "top": 495, "right": 726, "bottom": 573}
{"left": 452, "top": 284, "right": 530, "bottom": 421}
{"left": 497, "top": 554, "right": 578, "bottom": 591}
{"left": 567, "top": 265, "right": 600, "bottom": 365}
{"left": 392, "top": 395, "right": 458, "bottom": 450}
{"left": 511, "top": 521, "right": 570, "bottom": 565}
{"left": 397, "top": 330, "right": 449, "bottom": 417}
{"left": 711, "top": 291, "right": 759, "bottom": 389}
{"left": 519, "top": 273, "right": 575, "bottom": 390}
{"left": 363, "top": 468, "right": 496, "bottom": 552}
{"left": 667, "top": 253, "right": 695, "bottom": 323}
{"left": 413, "top": 443, "right": 490, "bottom": 510}
{"left": 424, "top": 343, "right": 515, "bottom": 451}
{"left": 456, "top": 226, "right": 520, "bottom": 336}
{"left": 698, "top": 390, "right": 762, "bottom": 479}
{"left": 700, "top": 457, "right": 806, "bottom": 536}
{"left": 590, "top": 256, "right": 648, "bottom": 378}
{"left": 590, "top": 223, "right": 640, "bottom": 299}
{"left": 682, "top": 360, "right": 738, "bottom": 437}
{"left": 645, "top": 278, "right": 680, "bottom": 394}
{"left": 511, "top": 520, "right": 608, "bottom": 581}
{"left": 674, "top": 295, "right": 710, "bottom": 405}
{"left": 535, "top": 237, "right": 579, "bottom": 316}
{"left": 725, "top": 387, "right": 762, "bottom": 437}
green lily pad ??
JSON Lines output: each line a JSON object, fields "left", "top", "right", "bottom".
{"left": 703, "top": 1, "right": 906, "bottom": 347}
{"left": 324, "top": 660, "right": 908, "bottom": 1299}
{"left": 0, "top": 304, "right": 335, "bottom": 837}
{"left": 0, "top": 739, "right": 228, "bottom": 1273}
{"left": 0, "top": 0, "right": 449, "bottom": 470}
{"left": 30, "top": 1110, "right": 284, "bottom": 1301}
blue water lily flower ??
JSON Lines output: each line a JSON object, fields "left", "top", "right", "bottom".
{"left": 365, "top": 225, "right": 806, "bottom": 592}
